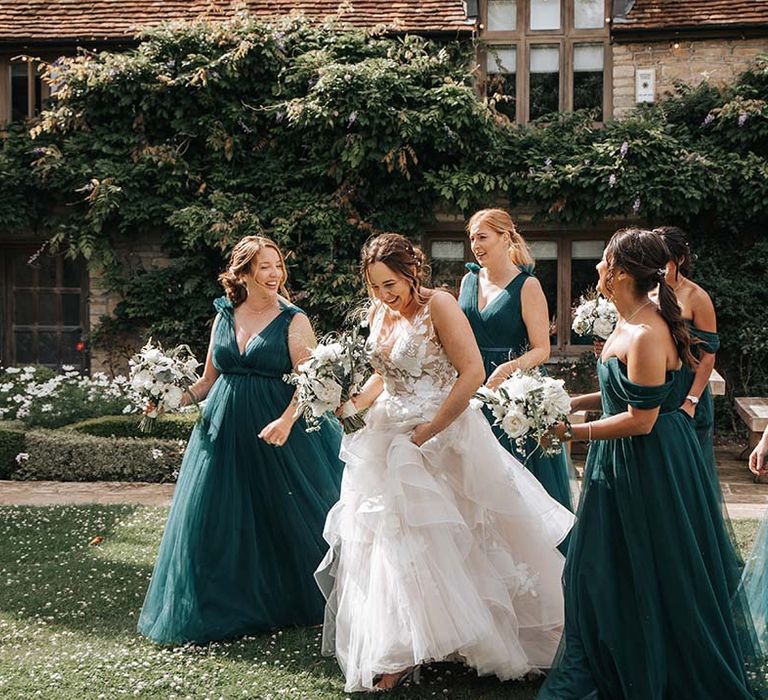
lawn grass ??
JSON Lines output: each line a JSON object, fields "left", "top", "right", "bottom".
{"left": 0, "top": 505, "right": 547, "bottom": 699}
{"left": 0, "top": 506, "right": 760, "bottom": 699}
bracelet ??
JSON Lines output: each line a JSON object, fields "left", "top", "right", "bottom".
{"left": 587, "top": 422, "right": 593, "bottom": 441}
{"left": 562, "top": 419, "right": 573, "bottom": 442}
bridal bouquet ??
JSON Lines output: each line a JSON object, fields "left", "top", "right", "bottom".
{"left": 471, "top": 369, "right": 571, "bottom": 457}
{"left": 284, "top": 322, "right": 370, "bottom": 434}
{"left": 572, "top": 290, "right": 618, "bottom": 340}
{"left": 129, "top": 339, "right": 201, "bottom": 433}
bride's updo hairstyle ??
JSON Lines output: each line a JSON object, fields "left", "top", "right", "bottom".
{"left": 653, "top": 226, "right": 694, "bottom": 279}
{"left": 360, "top": 233, "right": 430, "bottom": 302}
{"left": 218, "top": 235, "right": 290, "bottom": 307}
{"left": 605, "top": 227, "right": 695, "bottom": 367}
{"left": 467, "top": 208, "right": 535, "bottom": 269}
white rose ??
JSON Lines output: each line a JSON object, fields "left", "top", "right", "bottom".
{"left": 313, "top": 342, "right": 344, "bottom": 364}
{"left": 310, "top": 377, "right": 342, "bottom": 408}
{"left": 572, "top": 316, "right": 592, "bottom": 336}
{"left": 501, "top": 411, "right": 530, "bottom": 439}
{"left": 163, "top": 385, "right": 184, "bottom": 409}
{"left": 593, "top": 317, "right": 615, "bottom": 340}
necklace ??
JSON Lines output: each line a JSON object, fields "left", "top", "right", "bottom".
{"left": 619, "top": 299, "right": 652, "bottom": 325}
{"left": 241, "top": 300, "right": 279, "bottom": 316}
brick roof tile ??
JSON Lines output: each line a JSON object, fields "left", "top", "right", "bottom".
{"left": 0, "top": 0, "right": 473, "bottom": 43}
{"left": 614, "top": 0, "right": 768, "bottom": 32}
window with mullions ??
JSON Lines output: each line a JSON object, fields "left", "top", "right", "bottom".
{"left": 3, "top": 250, "right": 87, "bottom": 370}
{"left": 570, "top": 239, "right": 606, "bottom": 345}
{"left": 486, "top": 46, "right": 517, "bottom": 120}
{"left": 428, "top": 239, "right": 468, "bottom": 293}
{"left": 573, "top": 43, "right": 604, "bottom": 119}
{"left": 529, "top": 46, "right": 560, "bottom": 121}
{"left": 481, "top": 0, "right": 610, "bottom": 124}
{"left": 9, "top": 61, "right": 44, "bottom": 122}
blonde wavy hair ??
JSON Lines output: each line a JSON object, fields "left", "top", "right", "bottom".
{"left": 467, "top": 208, "right": 535, "bottom": 269}
{"left": 218, "top": 235, "right": 290, "bottom": 307}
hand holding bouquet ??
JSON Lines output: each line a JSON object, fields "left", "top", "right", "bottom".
{"left": 285, "top": 321, "right": 370, "bottom": 434}
{"left": 129, "top": 339, "right": 201, "bottom": 433}
{"left": 572, "top": 289, "right": 618, "bottom": 340}
{"left": 471, "top": 368, "right": 572, "bottom": 457}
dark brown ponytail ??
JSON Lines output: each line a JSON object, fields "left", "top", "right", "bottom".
{"left": 606, "top": 228, "right": 696, "bottom": 367}
{"left": 653, "top": 226, "right": 694, "bottom": 279}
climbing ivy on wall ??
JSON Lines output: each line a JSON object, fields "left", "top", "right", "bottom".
{"left": 1, "top": 16, "right": 766, "bottom": 416}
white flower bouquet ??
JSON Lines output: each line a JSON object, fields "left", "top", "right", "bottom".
{"left": 571, "top": 290, "right": 618, "bottom": 340}
{"left": 285, "top": 322, "right": 370, "bottom": 434}
{"left": 471, "top": 368, "right": 572, "bottom": 457}
{"left": 129, "top": 339, "right": 201, "bottom": 433}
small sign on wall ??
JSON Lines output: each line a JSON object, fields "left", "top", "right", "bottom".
{"left": 635, "top": 68, "right": 655, "bottom": 103}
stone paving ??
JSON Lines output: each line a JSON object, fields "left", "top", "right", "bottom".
{"left": 0, "top": 445, "right": 766, "bottom": 518}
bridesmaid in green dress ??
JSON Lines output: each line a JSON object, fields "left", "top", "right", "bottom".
{"left": 138, "top": 236, "right": 344, "bottom": 645}
{"left": 538, "top": 228, "right": 758, "bottom": 699}
{"left": 458, "top": 209, "right": 573, "bottom": 514}
{"left": 651, "top": 226, "right": 721, "bottom": 487}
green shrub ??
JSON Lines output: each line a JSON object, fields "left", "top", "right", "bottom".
{"left": 0, "top": 422, "right": 26, "bottom": 479}
{"left": 10, "top": 429, "right": 183, "bottom": 482}
{"left": 66, "top": 413, "right": 197, "bottom": 440}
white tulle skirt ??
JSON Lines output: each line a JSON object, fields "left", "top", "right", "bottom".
{"left": 315, "top": 394, "right": 576, "bottom": 692}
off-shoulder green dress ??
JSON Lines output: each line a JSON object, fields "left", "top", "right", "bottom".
{"left": 538, "top": 357, "right": 758, "bottom": 699}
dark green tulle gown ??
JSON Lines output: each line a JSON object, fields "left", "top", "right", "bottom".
{"left": 682, "top": 321, "right": 721, "bottom": 486}
{"left": 538, "top": 357, "right": 759, "bottom": 700}
{"left": 138, "top": 297, "right": 344, "bottom": 644}
{"left": 459, "top": 263, "right": 574, "bottom": 514}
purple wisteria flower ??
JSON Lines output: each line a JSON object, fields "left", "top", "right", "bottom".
{"left": 347, "top": 111, "right": 358, "bottom": 127}
{"left": 619, "top": 142, "right": 629, "bottom": 157}
{"left": 738, "top": 113, "right": 748, "bottom": 127}
{"left": 609, "top": 173, "right": 617, "bottom": 187}
{"left": 545, "top": 158, "right": 553, "bottom": 170}
{"left": 702, "top": 113, "right": 715, "bottom": 126}
{"left": 633, "top": 197, "right": 641, "bottom": 214}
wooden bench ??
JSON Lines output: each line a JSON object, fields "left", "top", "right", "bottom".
{"left": 735, "top": 397, "right": 768, "bottom": 450}
{"left": 709, "top": 368, "right": 726, "bottom": 396}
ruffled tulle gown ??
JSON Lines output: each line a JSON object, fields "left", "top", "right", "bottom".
{"left": 316, "top": 299, "right": 576, "bottom": 692}
{"left": 538, "top": 357, "right": 759, "bottom": 700}
{"left": 138, "top": 297, "right": 344, "bottom": 644}
{"left": 458, "top": 263, "right": 575, "bottom": 516}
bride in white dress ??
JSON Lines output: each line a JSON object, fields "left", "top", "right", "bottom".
{"left": 316, "top": 233, "right": 575, "bottom": 692}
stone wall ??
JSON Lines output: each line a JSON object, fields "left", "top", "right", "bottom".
{"left": 612, "top": 38, "right": 768, "bottom": 118}
{"left": 89, "top": 235, "right": 171, "bottom": 374}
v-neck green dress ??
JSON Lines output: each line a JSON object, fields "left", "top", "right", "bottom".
{"left": 459, "top": 263, "right": 574, "bottom": 514}
{"left": 138, "top": 296, "right": 344, "bottom": 644}
{"left": 538, "top": 357, "right": 759, "bottom": 700}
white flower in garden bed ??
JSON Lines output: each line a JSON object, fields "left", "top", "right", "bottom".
{"left": 471, "top": 368, "right": 572, "bottom": 457}
{"left": 571, "top": 289, "right": 618, "bottom": 340}
{"left": 128, "top": 339, "right": 201, "bottom": 434}
{"left": 285, "top": 321, "right": 370, "bottom": 434}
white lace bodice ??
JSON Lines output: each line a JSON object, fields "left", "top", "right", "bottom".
{"left": 367, "top": 300, "right": 457, "bottom": 418}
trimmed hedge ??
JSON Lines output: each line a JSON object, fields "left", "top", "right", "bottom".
{"left": 66, "top": 413, "right": 197, "bottom": 441}
{"left": 0, "top": 421, "right": 26, "bottom": 479}
{"left": 0, "top": 423, "right": 183, "bottom": 482}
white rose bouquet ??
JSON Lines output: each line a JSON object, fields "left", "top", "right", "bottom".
{"left": 571, "top": 290, "right": 618, "bottom": 340}
{"left": 129, "top": 339, "right": 201, "bottom": 433}
{"left": 471, "top": 368, "right": 572, "bottom": 457}
{"left": 284, "top": 321, "right": 370, "bottom": 434}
